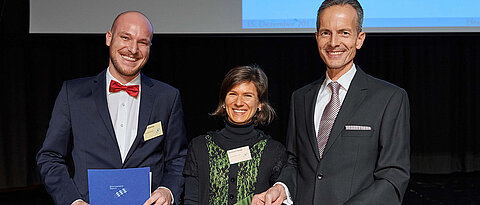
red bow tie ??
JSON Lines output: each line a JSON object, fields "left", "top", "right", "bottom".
{"left": 109, "top": 80, "right": 139, "bottom": 98}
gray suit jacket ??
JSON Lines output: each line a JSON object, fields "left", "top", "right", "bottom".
{"left": 278, "top": 67, "right": 410, "bottom": 204}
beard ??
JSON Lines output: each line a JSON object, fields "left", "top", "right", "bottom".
{"left": 110, "top": 56, "right": 143, "bottom": 77}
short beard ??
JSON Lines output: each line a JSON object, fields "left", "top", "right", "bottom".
{"left": 110, "top": 57, "right": 142, "bottom": 77}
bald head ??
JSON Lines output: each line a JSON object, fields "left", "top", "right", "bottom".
{"left": 106, "top": 11, "right": 154, "bottom": 83}
{"left": 110, "top": 11, "right": 153, "bottom": 40}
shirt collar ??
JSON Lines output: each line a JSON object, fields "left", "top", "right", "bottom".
{"left": 324, "top": 64, "right": 357, "bottom": 91}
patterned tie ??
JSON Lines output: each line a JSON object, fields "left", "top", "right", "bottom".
{"left": 317, "top": 82, "right": 341, "bottom": 158}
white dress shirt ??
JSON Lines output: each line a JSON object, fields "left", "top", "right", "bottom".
{"left": 106, "top": 67, "right": 141, "bottom": 163}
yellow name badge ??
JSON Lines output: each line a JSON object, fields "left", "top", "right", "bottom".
{"left": 227, "top": 146, "right": 252, "bottom": 164}
{"left": 143, "top": 121, "right": 163, "bottom": 141}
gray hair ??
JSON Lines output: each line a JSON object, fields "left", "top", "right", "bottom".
{"left": 316, "top": 0, "right": 364, "bottom": 33}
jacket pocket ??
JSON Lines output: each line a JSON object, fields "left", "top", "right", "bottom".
{"left": 342, "top": 129, "right": 373, "bottom": 137}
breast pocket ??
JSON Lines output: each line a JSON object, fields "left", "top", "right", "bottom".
{"left": 342, "top": 129, "right": 373, "bottom": 137}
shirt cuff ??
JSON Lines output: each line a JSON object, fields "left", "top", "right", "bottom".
{"left": 157, "top": 186, "right": 174, "bottom": 204}
{"left": 274, "top": 182, "right": 293, "bottom": 205}
{"left": 71, "top": 199, "right": 84, "bottom": 205}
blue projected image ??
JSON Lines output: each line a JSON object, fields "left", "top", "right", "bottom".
{"left": 242, "top": 0, "right": 480, "bottom": 30}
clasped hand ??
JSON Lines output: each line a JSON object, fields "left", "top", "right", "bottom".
{"left": 251, "top": 184, "right": 286, "bottom": 205}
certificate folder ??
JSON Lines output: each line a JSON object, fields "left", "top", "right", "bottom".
{"left": 88, "top": 167, "right": 150, "bottom": 205}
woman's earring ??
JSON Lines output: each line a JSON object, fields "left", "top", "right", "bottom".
{"left": 222, "top": 104, "right": 225, "bottom": 109}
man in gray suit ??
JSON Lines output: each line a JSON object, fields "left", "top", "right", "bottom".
{"left": 252, "top": 0, "right": 410, "bottom": 204}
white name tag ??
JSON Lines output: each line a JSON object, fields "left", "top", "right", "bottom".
{"left": 227, "top": 146, "right": 252, "bottom": 164}
{"left": 143, "top": 121, "right": 163, "bottom": 141}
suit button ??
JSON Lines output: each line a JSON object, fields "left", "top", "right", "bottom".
{"left": 229, "top": 194, "right": 234, "bottom": 199}
{"left": 230, "top": 177, "right": 236, "bottom": 182}
{"left": 317, "top": 174, "right": 323, "bottom": 180}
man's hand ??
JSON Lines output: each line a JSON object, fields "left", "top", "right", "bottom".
{"left": 251, "top": 184, "right": 286, "bottom": 205}
{"left": 143, "top": 187, "right": 172, "bottom": 205}
{"left": 72, "top": 200, "right": 89, "bottom": 205}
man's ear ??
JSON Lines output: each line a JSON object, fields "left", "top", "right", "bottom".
{"left": 106, "top": 31, "right": 112, "bottom": 46}
{"left": 356, "top": 31, "right": 366, "bottom": 49}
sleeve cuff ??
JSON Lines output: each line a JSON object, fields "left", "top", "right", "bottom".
{"left": 274, "top": 182, "right": 293, "bottom": 205}
{"left": 71, "top": 199, "right": 84, "bottom": 205}
{"left": 157, "top": 186, "right": 174, "bottom": 204}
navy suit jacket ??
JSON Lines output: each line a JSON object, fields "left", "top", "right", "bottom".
{"left": 277, "top": 67, "right": 410, "bottom": 204}
{"left": 37, "top": 70, "right": 188, "bottom": 205}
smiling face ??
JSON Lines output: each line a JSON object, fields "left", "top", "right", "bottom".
{"left": 224, "top": 81, "right": 262, "bottom": 125}
{"left": 316, "top": 5, "right": 365, "bottom": 79}
{"left": 106, "top": 12, "right": 153, "bottom": 83}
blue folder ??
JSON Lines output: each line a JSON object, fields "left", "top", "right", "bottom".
{"left": 88, "top": 167, "right": 151, "bottom": 205}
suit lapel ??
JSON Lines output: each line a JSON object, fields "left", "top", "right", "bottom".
{"left": 92, "top": 70, "right": 123, "bottom": 165}
{"left": 92, "top": 71, "right": 117, "bottom": 144}
{"left": 322, "top": 68, "right": 369, "bottom": 157}
{"left": 304, "top": 78, "right": 324, "bottom": 161}
{"left": 123, "top": 74, "right": 155, "bottom": 166}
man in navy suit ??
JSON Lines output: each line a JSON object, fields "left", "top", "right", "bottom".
{"left": 36, "top": 11, "right": 187, "bottom": 205}
{"left": 252, "top": 0, "right": 410, "bottom": 204}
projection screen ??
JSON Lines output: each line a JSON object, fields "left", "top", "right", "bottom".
{"left": 30, "top": 0, "right": 480, "bottom": 33}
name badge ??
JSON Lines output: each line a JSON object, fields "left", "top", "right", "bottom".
{"left": 227, "top": 146, "right": 252, "bottom": 164}
{"left": 143, "top": 121, "right": 163, "bottom": 141}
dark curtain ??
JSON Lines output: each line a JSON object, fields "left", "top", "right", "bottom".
{"left": 1, "top": 0, "right": 480, "bottom": 189}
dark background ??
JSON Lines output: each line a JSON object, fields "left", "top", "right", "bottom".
{"left": 1, "top": 0, "right": 480, "bottom": 204}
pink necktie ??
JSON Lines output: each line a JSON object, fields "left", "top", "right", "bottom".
{"left": 317, "top": 82, "right": 341, "bottom": 158}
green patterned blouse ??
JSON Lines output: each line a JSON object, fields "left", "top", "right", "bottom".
{"left": 205, "top": 135, "right": 267, "bottom": 204}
